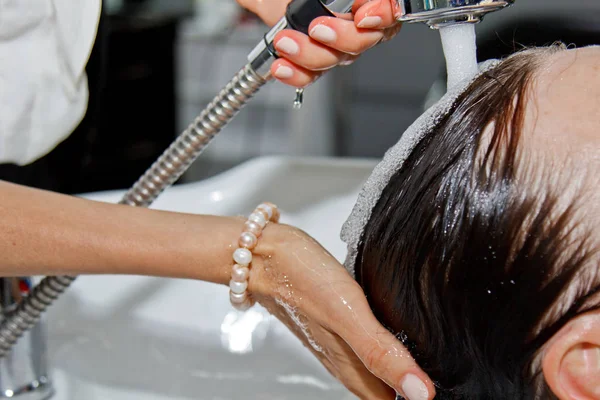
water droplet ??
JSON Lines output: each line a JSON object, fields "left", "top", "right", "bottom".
{"left": 398, "top": 331, "right": 408, "bottom": 344}
{"left": 293, "top": 88, "right": 304, "bottom": 109}
{"left": 510, "top": 280, "right": 516, "bottom": 285}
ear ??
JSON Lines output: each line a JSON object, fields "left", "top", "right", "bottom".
{"left": 542, "top": 310, "right": 600, "bottom": 399}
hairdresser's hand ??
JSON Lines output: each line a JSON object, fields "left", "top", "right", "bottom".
{"left": 251, "top": 224, "right": 435, "bottom": 400}
{"left": 236, "top": 0, "right": 402, "bottom": 87}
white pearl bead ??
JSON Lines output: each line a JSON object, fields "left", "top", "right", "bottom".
{"left": 238, "top": 232, "right": 257, "bottom": 249}
{"left": 231, "top": 265, "right": 249, "bottom": 282}
{"left": 229, "top": 279, "right": 248, "bottom": 294}
{"left": 229, "top": 291, "right": 247, "bottom": 304}
{"left": 248, "top": 212, "right": 267, "bottom": 228}
{"left": 244, "top": 221, "right": 262, "bottom": 238}
{"left": 233, "top": 248, "right": 252, "bottom": 266}
{"left": 255, "top": 209, "right": 269, "bottom": 221}
{"left": 257, "top": 204, "right": 273, "bottom": 219}
{"left": 244, "top": 221, "right": 262, "bottom": 237}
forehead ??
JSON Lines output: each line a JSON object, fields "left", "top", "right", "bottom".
{"left": 525, "top": 46, "right": 600, "bottom": 228}
{"left": 528, "top": 46, "right": 600, "bottom": 153}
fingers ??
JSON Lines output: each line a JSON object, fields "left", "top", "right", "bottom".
{"left": 271, "top": 58, "right": 320, "bottom": 88}
{"left": 351, "top": 0, "right": 372, "bottom": 13}
{"left": 269, "top": 16, "right": 384, "bottom": 85}
{"left": 273, "top": 30, "right": 347, "bottom": 71}
{"left": 265, "top": 289, "right": 396, "bottom": 400}
{"left": 314, "top": 327, "right": 397, "bottom": 400}
{"left": 335, "top": 288, "right": 437, "bottom": 400}
{"left": 242, "top": 0, "right": 402, "bottom": 87}
{"left": 353, "top": 0, "right": 398, "bottom": 29}
{"left": 308, "top": 16, "right": 384, "bottom": 55}
{"left": 270, "top": 26, "right": 360, "bottom": 87}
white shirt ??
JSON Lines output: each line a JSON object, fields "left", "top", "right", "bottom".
{"left": 0, "top": 0, "right": 102, "bottom": 165}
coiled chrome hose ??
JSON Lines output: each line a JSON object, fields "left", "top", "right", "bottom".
{"left": 0, "top": 64, "right": 266, "bottom": 357}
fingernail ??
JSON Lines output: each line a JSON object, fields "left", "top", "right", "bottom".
{"left": 401, "top": 374, "right": 429, "bottom": 400}
{"left": 275, "top": 37, "right": 299, "bottom": 55}
{"left": 309, "top": 24, "right": 337, "bottom": 43}
{"left": 357, "top": 16, "right": 382, "bottom": 28}
{"left": 273, "top": 66, "right": 294, "bottom": 79}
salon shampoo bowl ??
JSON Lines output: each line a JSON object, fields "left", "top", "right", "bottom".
{"left": 44, "top": 156, "right": 376, "bottom": 400}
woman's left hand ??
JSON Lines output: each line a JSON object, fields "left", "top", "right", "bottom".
{"left": 236, "top": 0, "right": 402, "bottom": 87}
{"left": 249, "top": 223, "right": 435, "bottom": 400}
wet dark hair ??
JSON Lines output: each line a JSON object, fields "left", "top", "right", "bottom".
{"left": 355, "top": 47, "right": 600, "bottom": 399}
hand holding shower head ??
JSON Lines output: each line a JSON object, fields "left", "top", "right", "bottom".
{"left": 248, "top": 0, "right": 355, "bottom": 79}
{"left": 397, "top": 0, "right": 515, "bottom": 29}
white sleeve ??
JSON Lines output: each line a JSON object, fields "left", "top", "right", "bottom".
{"left": 0, "top": 0, "right": 102, "bottom": 166}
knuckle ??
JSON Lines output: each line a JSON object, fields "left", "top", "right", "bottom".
{"left": 362, "top": 345, "right": 387, "bottom": 372}
{"left": 298, "top": 58, "right": 323, "bottom": 71}
{"left": 304, "top": 58, "right": 336, "bottom": 72}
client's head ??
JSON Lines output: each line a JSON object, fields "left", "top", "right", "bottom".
{"left": 355, "top": 45, "right": 600, "bottom": 399}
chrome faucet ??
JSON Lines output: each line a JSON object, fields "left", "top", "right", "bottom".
{"left": 396, "top": 0, "right": 515, "bottom": 28}
{"left": 0, "top": 278, "right": 53, "bottom": 400}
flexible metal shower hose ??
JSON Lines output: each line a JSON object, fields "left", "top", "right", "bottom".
{"left": 0, "top": 64, "right": 266, "bottom": 357}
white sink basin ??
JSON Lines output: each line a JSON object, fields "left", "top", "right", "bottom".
{"left": 45, "top": 156, "right": 377, "bottom": 400}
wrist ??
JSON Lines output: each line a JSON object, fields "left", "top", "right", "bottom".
{"left": 249, "top": 221, "right": 303, "bottom": 297}
{"left": 224, "top": 202, "right": 282, "bottom": 310}
{"left": 141, "top": 213, "right": 243, "bottom": 285}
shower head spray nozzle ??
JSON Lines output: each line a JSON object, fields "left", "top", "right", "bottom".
{"left": 396, "top": 0, "right": 515, "bottom": 29}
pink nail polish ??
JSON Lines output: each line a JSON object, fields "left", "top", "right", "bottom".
{"left": 357, "top": 16, "right": 382, "bottom": 28}
{"left": 401, "top": 374, "right": 429, "bottom": 400}
{"left": 275, "top": 37, "right": 299, "bottom": 55}
{"left": 273, "top": 66, "right": 294, "bottom": 79}
{"left": 309, "top": 24, "right": 337, "bottom": 43}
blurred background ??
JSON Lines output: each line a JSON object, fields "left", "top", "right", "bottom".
{"left": 6, "top": 0, "right": 599, "bottom": 194}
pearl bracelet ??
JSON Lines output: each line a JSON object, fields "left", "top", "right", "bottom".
{"left": 229, "top": 202, "right": 279, "bottom": 311}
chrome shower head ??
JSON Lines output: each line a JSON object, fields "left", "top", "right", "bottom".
{"left": 396, "top": 0, "right": 515, "bottom": 29}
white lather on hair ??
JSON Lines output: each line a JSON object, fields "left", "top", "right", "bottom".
{"left": 340, "top": 59, "right": 501, "bottom": 278}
